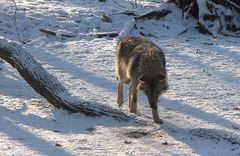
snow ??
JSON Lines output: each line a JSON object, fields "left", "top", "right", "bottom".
{"left": 0, "top": 0, "right": 239, "bottom": 155}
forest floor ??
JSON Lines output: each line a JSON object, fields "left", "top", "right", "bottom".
{"left": 0, "top": 0, "right": 239, "bottom": 155}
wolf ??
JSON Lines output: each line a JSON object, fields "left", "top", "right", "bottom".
{"left": 115, "top": 36, "right": 168, "bottom": 124}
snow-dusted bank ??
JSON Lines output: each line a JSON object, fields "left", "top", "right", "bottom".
{"left": 0, "top": 0, "right": 239, "bottom": 156}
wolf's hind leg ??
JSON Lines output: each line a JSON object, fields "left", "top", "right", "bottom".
{"left": 128, "top": 83, "right": 137, "bottom": 113}
{"left": 117, "top": 81, "right": 124, "bottom": 107}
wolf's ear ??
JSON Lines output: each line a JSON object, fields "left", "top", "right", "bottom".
{"left": 156, "top": 74, "right": 165, "bottom": 81}
{"left": 139, "top": 75, "right": 148, "bottom": 82}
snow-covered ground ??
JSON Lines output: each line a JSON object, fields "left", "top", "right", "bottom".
{"left": 0, "top": 0, "right": 239, "bottom": 155}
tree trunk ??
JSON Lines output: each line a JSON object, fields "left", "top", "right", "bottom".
{"left": 0, "top": 36, "right": 129, "bottom": 121}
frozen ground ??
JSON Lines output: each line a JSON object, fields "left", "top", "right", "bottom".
{"left": 0, "top": 0, "right": 239, "bottom": 155}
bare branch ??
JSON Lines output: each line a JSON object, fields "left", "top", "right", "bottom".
{"left": 112, "top": 0, "right": 126, "bottom": 8}
{"left": 11, "top": 0, "right": 23, "bottom": 43}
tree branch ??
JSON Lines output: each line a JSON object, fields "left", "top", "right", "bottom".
{"left": 134, "top": 9, "right": 172, "bottom": 20}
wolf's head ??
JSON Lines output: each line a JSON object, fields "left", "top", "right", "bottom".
{"left": 138, "top": 74, "right": 168, "bottom": 108}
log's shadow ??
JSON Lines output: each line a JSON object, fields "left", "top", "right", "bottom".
{"left": 0, "top": 104, "right": 136, "bottom": 135}
{"left": 0, "top": 105, "right": 74, "bottom": 156}
{"left": 0, "top": 104, "right": 138, "bottom": 155}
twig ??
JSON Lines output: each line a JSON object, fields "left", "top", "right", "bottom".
{"left": 128, "top": 0, "right": 137, "bottom": 8}
{"left": 128, "top": 0, "right": 143, "bottom": 8}
{"left": 180, "top": 0, "right": 185, "bottom": 19}
{"left": 225, "top": 0, "right": 240, "bottom": 13}
{"left": 122, "top": 99, "right": 128, "bottom": 104}
{"left": 112, "top": 0, "right": 126, "bottom": 8}
{"left": 11, "top": 0, "right": 23, "bottom": 43}
{"left": 39, "top": 28, "right": 57, "bottom": 36}
{"left": 118, "top": 99, "right": 128, "bottom": 109}
{"left": 177, "top": 28, "right": 188, "bottom": 36}
{"left": 110, "top": 11, "right": 136, "bottom": 16}
{"left": 195, "top": 49, "right": 203, "bottom": 55}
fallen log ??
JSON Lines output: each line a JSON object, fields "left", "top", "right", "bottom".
{"left": 39, "top": 28, "right": 76, "bottom": 38}
{"left": 117, "top": 9, "right": 171, "bottom": 39}
{"left": 0, "top": 36, "right": 130, "bottom": 121}
{"left": 134, "top": 9, "right": 172, "bottom": 20}
{"left": 118, "top": 19, "right": 136, "bottom": 39}
{"left": 40, "top": 28, "right": 119, "bottom": 39}
{"left": 93, "top": 31, "right": 119, "bottom": 38}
